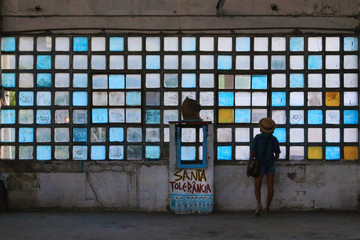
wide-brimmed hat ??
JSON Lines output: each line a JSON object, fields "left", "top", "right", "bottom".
{"left": 259, "top": 118, "right": 276, "bottom": 133}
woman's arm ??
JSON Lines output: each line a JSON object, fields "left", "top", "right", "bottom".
{"left": 247, "top": 151, "right": 255, "bottom": 177}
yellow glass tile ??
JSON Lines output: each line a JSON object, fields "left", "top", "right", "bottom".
{"left": 344, "top": 146, "right": 358, "bottom": 160}
{"left": 308, "top": 146, "right": 322, "bottom": 159}
{"left": 325, "top": 92, "right": 340, "bottom": 106}
{"left": 218, "top": 109, "right": 233, "bottom": 123}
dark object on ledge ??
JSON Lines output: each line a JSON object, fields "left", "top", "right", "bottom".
{"left": 182, "top": 97, "right": 201, "bottom": 120}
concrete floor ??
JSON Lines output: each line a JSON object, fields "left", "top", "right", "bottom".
{"left": 0, "top": 211, "right": 359, "bottom": 240}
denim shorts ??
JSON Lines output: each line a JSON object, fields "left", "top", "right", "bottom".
{"left": 259, "top": 163, "right": 276, "bottom": 176}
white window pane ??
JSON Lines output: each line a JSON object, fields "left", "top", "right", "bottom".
{"left": 308, "top": 128, "right": 322, "bottom": 142}
{"left": 235, "top": 92, "right": 250, "bottom": 106}
{"left": 55, "top": 37, "right": 69, "bottom": 51}
{"left": 20, "top": 37, "right": 34, "bottom": 51}
{"left": 252, "top": 92, "right": 267, "bottom": 106}
{"left": 344, "top": 73, "right": 358, "bottom": 88}
{"left": 128, "top": 37, "right": 142, "bottom": 51}
{"left": 254, "top": 37, "right": 268, "bottom": 51}
{"left": 271, "top": 37, "right": 286, "bottom": 51}
{"left": 218, "top": 37, "right": 232, "bottom": 51}
{"left": 344, "top": 55, "right": 358, "bottom": 69}
{"left": 326, "top": 128, "right": 340, "bottom": 143}
{"left": 344, "top": 128, "right": 358, "bottom": 142}
{"left": 236, "top": 56, "right": 250, "bottom": 70}
{"left": 236, "top": 146, "right": 250, "bottom": 160}
{"left": 344, "top": 92, "right": 358, "bottom": 106}
{"left": 290, "top": 146, "right": 304, "bottom": 160}
{"left": 91, "top": 37, "right": 106, "bottom": 51}
{"left": 272, "top": 74, "right": 286, "bottom": 88}
{"left": 164, "top": 37, "right": 178, "bottom": 51}
{"left": 217, "top": 128, "right": 232, "bottom": 142}
{"left": 200, "top": 37, "right": 214, "bottom": 51}
{"left": 272, "top": 110, "right": 286, "bottom": 124}
{"left": 308, "top": 74, "right": 322, "bottom": 88}
{"left": 290, "top": 55, "right": 304, "bottom": 70}
{"left": 290, "top": 128, "right": 304, "bottom": 143}
{"left": 254, "top": 55, "right": 268, "bottom": 69}
{"left": 235, "top": 128, "right": 250, "bottom": 142}
{"left": 308, "top": 37, "right": 322, "bottom": 51}
{"left": 326, "top": 55, "right": 340, "bottom": 69}
{"left": 325, "top": 74, "right": 340, "bottom": 88}
{"left": 326, "top": 37, "right": 340, "bottom": 51}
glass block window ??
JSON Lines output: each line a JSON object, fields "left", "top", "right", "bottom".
{"left": 0, "top": 35, "right": 358, "bottom": 162}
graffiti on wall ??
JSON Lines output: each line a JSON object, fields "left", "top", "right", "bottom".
{"left": 169, "top": 169, "right": 212, "bottom": 194}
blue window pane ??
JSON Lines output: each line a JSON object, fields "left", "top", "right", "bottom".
{"left": 182, "top": 37, "right": 196, "bottom": 51}
{"left": 73, "top": 37, "right": 88, "bottom": 51}
{"left": 110, "top": 37, "right": 124, "bottom": 51}
{"left": 109, "top": 74, "right": 125, "bottom": 89}
{"left": 19, "top": 92, "right": 34, "bottom": 106}
{"left": 37, "top": 146, "right": 51, "bottom": 161}
{"left": 19, "top": 128, "right": 34, "bottom": 142}
{"left": 146, "top": 55, "right": 160, "bottom": 69}
{"left": 218, "top": 55, "right": 232, "bottom": 70}
{"left": 73, "top": 128, "right": 87, "bottom": 142}
{"left": 235, "top": 109, "right": 251, "bottom": 123}
{"left": 252, "top": 75, "right": 267, "bottom": 89}
{"left": 109, "top": 145, "right": 124, "bottom": 160}
{"left": 92, "top": 108, "right": 108, "bottom": 123}
{"left": 290, "top": 74, "right": 304, "bottom": 88}
{"left": 290, "top": 37, "right": 304, "bottom": 51}
{"left": 344, "top": 110, "right": 358, "bottom": 124}
{"left": 181, "top": 146, "right": 196, "bottom": 161}
{"left": 236, "top": 37, "right": 250, "bottom": 51}
{"left": 344, "top": 37, "right": 358, "bottom": 51}
{"left": 73, "top": 91, "right": 88, "bottom": 106}
{"left": 273, "top": 128, "right": 286, "bottom": 143}
{"left": 37, "top": 55, "right": 52, "bottom": 69}
{"left": 218, "top": 92, "right": 234, "bottom": 106}
{"left": 325, "top": 146, "right": 340, "bottom": 160}
{"left": 217, "top": 146, "right": 232, "bottom": 160}
{"left": 1, "top": 37, "right": 15, "bottom": 51}
{"left": 37, "top": 73, "right": 52, "bottom": 88}
{"left": 126, "top": 92, "right": 141, "bottom": 106}
{"left": 91, "top": 146, "right": 106, "bottom": 160}
{"left": 1, "top": 110, "right": 15, "bottom": 124}
{"left": 73, "top": 73, "right": 88, "bottom": 88}
{"left": 308, "top": 110, "right": 323, "bottom": 124}
{"left": 308, "top": 55, "right": 322, "bottom": 70}
{"left": 182, "top": 73, "right": 196, "bottom": 88}
{"left": 271, "top": 56, "right": 286, "bottom": 70}
{"left": 146, "top": 146, "right": 160, "bottom": 160}
{"left": 146, "top": 110, "right": 160, "bottom": 124}
{"left": 272, "top": 92, "right": 286, "bottom": 106}
{"left": 73, "top": 146, "right": 88, "bottom": 160}
{"left": 2, "top": 73, "right": 16, "bottom": 88}
{"left": 36, "top": 110, "right": 51, "bottom": 124}
{"left": 109, "top": 127, "right": 124, "bottom": 142}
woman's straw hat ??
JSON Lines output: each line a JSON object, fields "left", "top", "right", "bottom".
{"left": 259, "top": 118, "right": 276, "bottom": 133}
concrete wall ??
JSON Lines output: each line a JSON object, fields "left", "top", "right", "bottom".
{"left": 1, "top": 0, "right": 360, "bottom": 211}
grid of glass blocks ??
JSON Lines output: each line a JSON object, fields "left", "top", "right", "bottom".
{"left": 0, "top": 35, "right": 358, "bottom": 161}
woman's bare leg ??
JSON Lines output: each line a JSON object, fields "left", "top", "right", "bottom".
{"left": 255, "top": 175, "right": 263, "bottom": 210}
{"left": 265, "top": 174, "right": 275, "bottom": 213}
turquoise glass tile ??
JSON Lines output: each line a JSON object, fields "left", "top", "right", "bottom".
{"left": 1, "top": 110, "right": 15, "bottom": 124}
{"left": 37, "top": 73, "right": 52, "bottom": 88}
{"left": 290, "top": 37, "right": 304, "bottom": 51}
{"left": 344, "top": 110, "right": 358, "bottom": 124}
{"left": 325, "top": 146, "right": 340, "bottom": 160}
{"left": 273, "top": 128, "right": 286, "bottom": 143}
{"left": 73, "top": 146, "right": 88, "bottom": 160}
{"left": 1, "top": 37, "right": 15, "bottom": 51}
{"left": 2, "top": 73, "right": 16, "bottom": 88}
{"left": 37, "top": 55, "right": 52, "bottom": 69}
{"left": 109, "top": 74, "right": 125, "bottom": 89}
{"left": 181, "top": 146, "right": 196, "bottom": 161}
{"left": 109, "top": 127, "right": 124, "bottom": 142}
{"left": 217, "top": 146, "right": 232, "bottom": 160}
{"left": 19, "top": 128, "right": 34, "bottom": 142}
{"left": 344, "top": 37, "right": 358, "bottom": 51}
{"left": 146, "top": 146, "right": 160, "bottom": 160}
{"left": 182, "top": 73, "right": 196, "bottom": 88}
{"left": 182, "top": 37, "right": 196, "bottom": 51}
{"left": 218, "top": 92, "right": 234, "bottom": 106}
{"left": 235, "top": 109, "right": 251, "bottom": 123}
{"left": 236, "top": 37, "right": 250, "bottom": 51}
{"left": 73, "top": 37, "right": 88, "bottom": 51}
{"left": 91, "top": 146, "right": 106, "bottom": 160}
{"left": 92, "top": 108, "right": 108, "bottom": 123}
{"left": 218, "top": 55, "right": 232, "bottom": 70}
{"left": 19, "top": 92, "right": 34, "bottom": 106}
{"left": 37, "top": 146, "right": 51, "bottom": 161}
{"left": 308, "top": 110, "right": 323, "bottom": 124}
{"left": 290, "top": 74, "right": 304, "bottom": 88}
{"left": 36, "top": 110, "right": 51, "bottom": 124}
{"left": 146, "top": 55, "right": 160, "bottom": 69}
{"left": 272, "top": 92, "right": 286, "bottom": 106}
{"left": 73, "top": 91, "right": 88, "bottom": 106}
{"left": 73, "top": 128, "right": 87, "bottom": 142}
{"left": 126, "top": 92, "right": 141, "bottom": 106}
{"left": 308, "top": 55, "right": 322, "bottom": 70}
{"left": 73, "top": 73, "right": 88, "bottom": 88}
{"left": 73, "top": 110, "right": 87, "bottom": 124}
{"left": 146, "top": 110, "right": 160, "bottom": 124}
{"left": 109, "top": 37, "right": 124, "bottom": 51}
{"left": 252, "top": 75, "right": 267, "bottom": 89}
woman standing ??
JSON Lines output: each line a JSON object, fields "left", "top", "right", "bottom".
{"left": 247, "top": 118, "right": 280, "bottom": 216}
